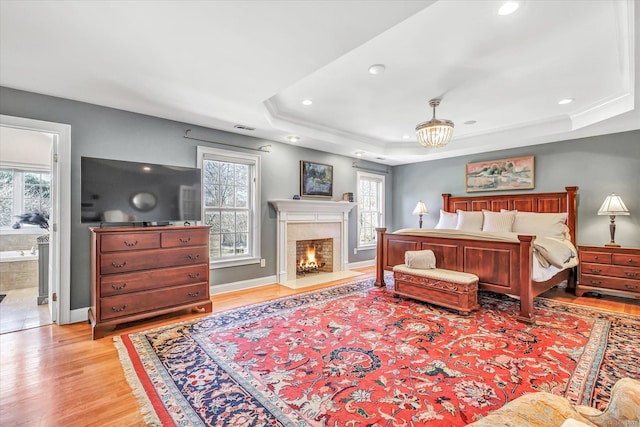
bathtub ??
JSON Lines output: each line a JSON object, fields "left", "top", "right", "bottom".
{"left": 0, "top": 249, "right": 39, "bottom": 262}
{"left": 0, "top": 249, "right": 39, "bottom": 291}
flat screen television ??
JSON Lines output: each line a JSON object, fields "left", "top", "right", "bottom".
{"left": 81, "top": 156, "right": 202, "bottom": 224}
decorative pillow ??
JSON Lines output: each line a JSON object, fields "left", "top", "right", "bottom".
{"left": 455, "top": 210, "right": 484, "bottom": 231}
{"left": 482, "top": 210, "right": 516, "bottom": 232}
{"left": 434, "top": 209, "right": 458, "bottom": 229}
{"left": 405, "top": 250, "right": 436, "bottom": 269}
{"left": 512, "top": 212, "right": 568, "bottom": 239}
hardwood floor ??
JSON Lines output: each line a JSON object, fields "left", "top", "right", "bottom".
{"left": 1, "top": 268, "right": 638, "bottom": 426}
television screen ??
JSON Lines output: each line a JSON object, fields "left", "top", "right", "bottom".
{"left": 81, "top": 157, "right": 202, "bottom": 224}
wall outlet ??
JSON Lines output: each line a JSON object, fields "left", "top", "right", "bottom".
{"left": 353, "top": 248, "right": 358, "bottom": 255}
{"left": 260, "top": 258, "right": 266, "bottom": 267}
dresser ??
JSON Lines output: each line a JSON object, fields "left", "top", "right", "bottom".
{"left": 576, "top": 245, "right": 640, "bottom": 299}
{"left": 89, "top": 226, "right": 212, "bottom": 339}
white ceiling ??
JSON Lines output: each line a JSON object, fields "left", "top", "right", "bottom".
{"left": 1, "top": 0, "right": 638, "bottom": 166}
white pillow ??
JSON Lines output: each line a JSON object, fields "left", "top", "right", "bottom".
{"left": 482, "top": 210, "right": 516, "bottom": 232}
{"left": 434, "top": 209, "right": 458, "bottom": 229}
{"left": 455, "top": 210, "right": 484, "bottom": 231}
{"left": 512, "top": 212, "right": 568, "bottom": 239}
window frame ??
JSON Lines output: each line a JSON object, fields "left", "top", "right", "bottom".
{"left": 197, "top": 146, "right": 261, "bottom": 268}
{"left": 0, "top": 166, "right": 51, "bottom": 231}
{"left": 356, "top": 170, "right": 385, "bottom": 250}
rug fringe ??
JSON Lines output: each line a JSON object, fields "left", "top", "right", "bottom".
{"left": 113, "top": 336, "right": 163, "bottom": 427}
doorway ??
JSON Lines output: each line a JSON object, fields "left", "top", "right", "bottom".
{"left": 0, "top": 127, "right": 53, "bottom": 333}
{"left": 0, "top": 115, "right": 71, "bottom": 330}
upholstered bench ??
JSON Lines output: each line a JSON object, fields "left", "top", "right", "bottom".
{"left": 392, "top": 265, "right": 480, "bottom": 315}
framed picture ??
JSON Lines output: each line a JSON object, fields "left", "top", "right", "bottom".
{"left": 466, "top": 156, "right": 534, "bottom": 192}
{"left": 300, "top": 160, "right": 333, "bottom": 198}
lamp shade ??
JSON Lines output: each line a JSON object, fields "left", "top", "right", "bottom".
{"left": 412, "top": 201, "right": 429, "bottom": 215}
{"left": 597, "top": 193, "right": 630, "bottom": 215}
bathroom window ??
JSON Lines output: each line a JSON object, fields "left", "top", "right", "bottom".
{"left": 0, "top": 168, "right": 50, "bottom": 228}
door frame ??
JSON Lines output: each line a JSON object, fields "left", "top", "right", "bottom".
{"left": 1, "top": 114, "right": 71, "bottom": 325}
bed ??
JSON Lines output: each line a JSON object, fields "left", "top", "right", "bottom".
{"left": 375, "top": 186, "right": 578, "bottom": 323}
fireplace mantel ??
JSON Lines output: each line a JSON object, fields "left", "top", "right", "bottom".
{"left": 269, "top": 199, "right": 356, "bottom": 285}
{"left": 269, "top": 199, "right": 356, "bottom": 215}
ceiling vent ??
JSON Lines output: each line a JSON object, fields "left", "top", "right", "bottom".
{"left": 233, "top": 124, "right": 255, "bottom": 131}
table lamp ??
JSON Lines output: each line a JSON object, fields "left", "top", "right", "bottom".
{"left": 412, "top": 201, "right": 429, "bottom": 228}
{"left": 597, "top": 193, "right": 630, "bottom": 247}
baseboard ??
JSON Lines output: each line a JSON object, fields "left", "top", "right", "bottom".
{"left": 70, "top": 307, "right": 89, "bottom": 324}
{"left": 347, "top": 259, "right": 375, "bottom": 269}
{"left": 210, "top": 275, "right": 278, "bottom": 295}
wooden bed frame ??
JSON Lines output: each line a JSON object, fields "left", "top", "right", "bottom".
{"left": 375, "top": 186, "right": 578, "bottom": 323}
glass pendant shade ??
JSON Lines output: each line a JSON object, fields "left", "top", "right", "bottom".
{"left": 416, "top": 99, "right": 454, "bottom": 148}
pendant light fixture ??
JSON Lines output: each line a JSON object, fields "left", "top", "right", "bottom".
{"left": 415, "top": 98, "right": 454, "bottom": 148}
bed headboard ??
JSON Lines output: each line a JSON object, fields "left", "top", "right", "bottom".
{"left": 442, "top": 186, "right": 578, "bottom": 245}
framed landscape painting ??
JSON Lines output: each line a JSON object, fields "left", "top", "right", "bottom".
{"left": 300, "top": 160, "right": 333, "bottom": 198}
{"left": 466, "top": 156, "right": 534, "bottom": 192}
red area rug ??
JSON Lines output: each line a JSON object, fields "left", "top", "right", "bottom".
{"left": 115, "top": 277, "right": 639, "bottom": 426}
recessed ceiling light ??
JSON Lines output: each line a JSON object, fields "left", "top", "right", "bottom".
{"left": 302, "top": 99, "right": 313, "bottom": 106}
{"left": 558, "top": 98, "right": 574, "bottom": 105}
{"left": 368, "top": 64, "right": 386, "bottom": 75}
{"left": 355, "top": 151, "right": 364, "bottom": 157}
{"left": 402, "top": 134, "right": 411, "bottom": 140}
{"left": 464, "top": 120, "right": 477, "bottom": 125}
{"left": 142, "top": 166, "right": 151, "bottom": 172}
{"left": 287, "top": 135, "right": 300, "bottom": 143}
{"left": 498, "top": 1, "right": 520, "bottom": 16}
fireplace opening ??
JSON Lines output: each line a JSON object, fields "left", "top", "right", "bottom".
{"left": 296, "top": 238, "right": 333, "bottom": 276}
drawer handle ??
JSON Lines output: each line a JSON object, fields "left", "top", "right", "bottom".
{"left": 188, "top": 291, "right": 200, "bottom": 298}
{"left": 589, "top": 268, "right": 601, "bottom": 274}
{"left": 628, "top": 259, "right": 636, "bottom": 264}
{"left": 594, "top": 256, "right": 599, "bottom": 260}
{"left": 111, "top": 261, "right": 127, "bottom": 268}
{"left": 179, "top": 237, "right": 192, "bottom": 244}
{"left": 123, "top": 240, "right": 138, "bottom": 247}
{"left": 589, "top": 280, "right": 602, "bottom": 286}
{"left": 187, "top": 254, "right": 200, "bottom": 260}
{"left": 111, "top": 283, "right": 127, "bottom": 290}
{"left": 188, "top": 273, "right": 200, "bottom": 279}
{"left": 625, "top": 272, "right": 639, "bottom": 278}
{"left": 111, "top": 304, "right": 127, "bottom": 312}
{"left": 624, "top": 284, "right": 639, "bottom": 290}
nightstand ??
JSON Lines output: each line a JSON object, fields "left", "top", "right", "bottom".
{"left": 576, "top": 245, "right": 640, "bottom": 299}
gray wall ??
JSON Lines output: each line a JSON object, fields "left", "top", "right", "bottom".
{"left": 392, "top": 130, "right": 640, "bottom": 247}
{"left": 0, "top": 87, "right": 391, "bottom": 310}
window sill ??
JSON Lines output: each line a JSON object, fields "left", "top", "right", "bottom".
{"left": 210, "top": 256, "right": 260, "bottom": 269}
{"left": 357, "top": 244, "right": 376, "bottom": 251}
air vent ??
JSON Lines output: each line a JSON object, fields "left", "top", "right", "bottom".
{"left": 234, "top": 124, "right": 255, "bottom": 131}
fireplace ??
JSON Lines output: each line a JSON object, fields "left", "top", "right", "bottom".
{"left": 296, "top": 238, "right": 333, "bottom": 276}
{"left": 269, "top": 199, "right": 356, "bottom": 286}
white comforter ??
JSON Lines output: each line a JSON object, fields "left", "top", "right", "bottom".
{"left": 392, "top": 228, "right": 578, "bottom": 282}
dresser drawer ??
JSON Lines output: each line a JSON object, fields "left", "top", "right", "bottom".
{"left": 101, "top": 232, "right": 160, "bottom": 252}
{"left": 100, "top": 264, "right": 209, "bottom": 297}
{"left": 100, "top": 246, "right": 208, "bottom": 274}
{"left": 581, "top": 262, "right": 640, "bottom": 280}
{"left": 613, "top": 253, "right": 640, "bottom": 267}
{"left": 100, "top": 283, "right": 209, "bottom": 321}
{"left": 161, "top": 229, "right": 209, "bottom": 248}
{"left": 579, "top": 274, "right": 640, "bottom": 294}
{"left": 579, "top": 251, "right": 612, "bottom": 264}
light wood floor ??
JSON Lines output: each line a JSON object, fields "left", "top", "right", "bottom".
{"left": 1, "top": 267, "right": 638, "bottom": 426}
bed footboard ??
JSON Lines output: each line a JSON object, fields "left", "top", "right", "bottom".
{"left": 375, "top": 228, "right": 548, "bottom": 323}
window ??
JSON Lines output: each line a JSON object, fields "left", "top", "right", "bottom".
{"left": 356, "top": 171, "right": 385, "bottom": 248}
{"left": 197, "top": 146, "right": 261, "bottom": 267}
{"left": 0, "top": 168, "right": 50, "bottom": 229}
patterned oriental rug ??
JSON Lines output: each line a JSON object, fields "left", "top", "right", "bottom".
{"left": 115, "top": 277, "right": 639, "bottom": 426}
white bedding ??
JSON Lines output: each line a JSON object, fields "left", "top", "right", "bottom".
{"left": 392, "top": 228, "right": 578, "bottom": 282}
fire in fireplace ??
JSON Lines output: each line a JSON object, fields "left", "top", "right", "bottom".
{"left": 296, "top": 238, "right": 333, "bottom": 276}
